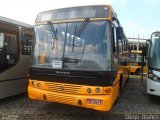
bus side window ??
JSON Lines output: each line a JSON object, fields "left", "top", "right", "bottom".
{"left": 112, "top": 27, "right": 118, "bottom": 53}
{"left": 112, "top": 27, "right": 119, "bottom": 70}
{"left": 21, "top": 28, "right": 33, "bottom": 55}
{"left": 118, "top": 39, "right": 122, "bottom": 54}
{"left": 0, "top": 32, "right": 4, "bottom": 49}
{"left": 0, "top": 32, "right": 7, "bottom": 64}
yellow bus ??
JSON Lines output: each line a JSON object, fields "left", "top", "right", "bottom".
{"left": 128, "top": 39, "right": 147, "bottom": 74}
{"left": 28, "top": 5, "right": 130, "bottom": 111}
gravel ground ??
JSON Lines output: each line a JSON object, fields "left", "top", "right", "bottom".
{"left": 0, "top": 75, "right": 160, "bottom": 120}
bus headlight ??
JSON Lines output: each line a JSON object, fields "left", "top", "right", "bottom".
{"left": 149, "top": 74, "right": 153, "bottom": 78}
{"left": 31, "top": 81, "right": 35, "bottom": 86}
{"left": 95, "top": 88, "right": 101, "bottom": 93}
{"left": 87, "top": 88, "right": 92, "bottom": 93}
{"left": 148, "top": 70, "right": 160, "bottom": 82}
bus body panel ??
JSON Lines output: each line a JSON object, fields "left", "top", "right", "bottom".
{"left": 146, "top": 78, "right": 160, "bottom": 96}
{"left": 28, "top": 79, "right": 120, "bottom": 111}
{"left": 28, "top": 69, "right": 128, "bottom": 111}
{"left": 0, "top": 16, "right": 33, "bottom": 98}
{"left": 118, "top": 66, "right": 129, "bottom": 88}
{"left": 0, "top": 78, "right": 27, "bottom": 99}
{"left": 0, "top": 55, "right": 31, "bottom": 98}
{"left": 0, "top": 55, "right": 31, "bottom": 81}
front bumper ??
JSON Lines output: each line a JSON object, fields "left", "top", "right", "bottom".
{"left": 28, "top": 86, "right": 113, "bottom": 111}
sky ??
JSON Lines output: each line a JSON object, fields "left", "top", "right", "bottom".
{"left": 0, "top": 0, "right": 160, "bottom": 39}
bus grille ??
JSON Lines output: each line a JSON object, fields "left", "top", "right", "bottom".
{"left": 46, "top": 82, "right": 82, "bottom": 94}
{"left": 47, "top": 93, "right": 77, "bottom": 104}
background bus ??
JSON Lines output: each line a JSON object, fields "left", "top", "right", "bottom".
{"left": 28, "top": 5, "right": 130, "bottom": 111}
{"left": 145, "top": 31, "right": 160, "bottom": 96}
{"left": 0, "top": 16, "right": 33, "bottom": 99}
{"left": 128, "top": 38, "right": 147, "bottom": 75}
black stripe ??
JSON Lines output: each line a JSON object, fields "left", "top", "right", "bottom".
{"left": 30, "top": 67, "right": 117, "bottom": 86}
{"left": 0, "top": 77, "right": 28, "bottom": 83}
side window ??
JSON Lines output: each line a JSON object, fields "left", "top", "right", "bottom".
{"left": 112, "top": 27, "right": 118, "bottom": 53}
{"left": 21, "top": 28, "right": 33, "bottom": 55}
{"left": 112, "top": 27, "right": 119, "bottom": 70}
{"left": 0, "top": 33, "right": 4, "bottom": 49}
{"left": 4, "top": 34, "right": 18, "bottom": 55}
{"left": 118, "top": 39, "right": 122, "bottom": 54}
{"left": 122, "top": 38, "right": 125, "bottom": 53}
{"left": 0, "top": 31, "right": 19, "bottom": 73}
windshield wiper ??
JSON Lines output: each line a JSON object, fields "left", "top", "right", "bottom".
{"left": 74, "top": 18, "right": 90, "bottom": 37}
{"left": 62, "top": 18, "right": 90, "bottom": 68}
{"left": 48, "top": 21, "right": 57, "bottom": 51}
{"left": 46, "top": 22, "right": 57, "bottom": 63}
{"left": 72, "top": 18, "right": 90, "bottom": 52}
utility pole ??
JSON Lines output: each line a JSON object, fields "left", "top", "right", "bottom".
{"left": 137, "top": 34, "right": 139, "bottom": 51}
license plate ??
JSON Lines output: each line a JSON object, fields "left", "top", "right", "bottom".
{"left": 86, "top": 98, "right": 103, "bottom": 105}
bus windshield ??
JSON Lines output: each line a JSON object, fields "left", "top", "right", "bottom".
{"left": 32, "top": 21, "right": 111, "bottom": 71}
{"left": 149, "top": 33, "right": 160, "bottom": 69}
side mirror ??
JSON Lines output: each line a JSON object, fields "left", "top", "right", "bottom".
{"left": 142, "top": 40, "right": 150, "bottom": 57}
{"left": 116, "top": 27, "right": 124, "bottom": 40}
{"left": 146, "top": 39, "right": 151, "bottom": 43}
{"left": 142, "top": 45, "right": 147, "bottom": 57}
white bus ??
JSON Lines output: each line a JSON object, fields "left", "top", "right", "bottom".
{"left": 146, "top": 31, "right": 160, "bottom": 96}
{"left": 0, "top": 16, "right": 33, "bottom": 98}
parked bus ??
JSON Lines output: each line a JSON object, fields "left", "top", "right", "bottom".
{"left": 28, "top": 5, "right": 130, "bottom": 111}
{"left": 145, "top": 31, "right": 160, "bottom": 96}
{"left": 0, "top": 16, "right": 33, "bottom": 98}
{"left": 128, "top": 38, "right": 147, "bottom": 74}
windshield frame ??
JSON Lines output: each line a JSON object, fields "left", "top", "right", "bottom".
{"left": 32, "top": 20, "right": 111, "bottom": 72}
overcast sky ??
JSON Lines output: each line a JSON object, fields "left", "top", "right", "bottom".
{"left": 1, "top": 0, "right": 159, "bottom": 38}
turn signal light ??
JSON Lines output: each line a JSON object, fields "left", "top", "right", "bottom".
{"left": 104, "top": 88, "right": 111, "bottom": 94}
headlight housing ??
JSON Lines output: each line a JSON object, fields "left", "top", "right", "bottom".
{"left": 31, "top": 81, "right": 35, "bottom": 86}
{"left": 87, "top": 88, "right": 92, "bottom": 93}
{"left": 148, "top": 69, "right": 160, "bottom": 82}
{"left": 95, "top": 88, "right": 101, "bottom": 93}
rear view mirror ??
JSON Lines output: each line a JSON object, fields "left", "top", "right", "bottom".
{"left": 142, "top": 39, "right": 150, "bottom": 57}
{"left": 116, "top": 27, "right": 124, "bottom": 40}
{"left": 142, "top": 45, "right": 147, "bottom": 57}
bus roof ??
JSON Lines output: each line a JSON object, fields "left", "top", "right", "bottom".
{"left": 35, "top": 5, "right": 112, "bottom": 23}
{"left": 0, "top": 16, "right": 32, "bottom": 28}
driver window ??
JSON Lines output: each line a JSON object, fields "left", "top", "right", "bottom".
{"left": 0, "top": 31, "right": 19, "bottom": 73}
